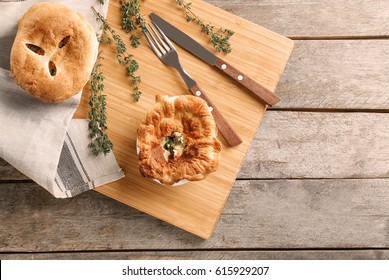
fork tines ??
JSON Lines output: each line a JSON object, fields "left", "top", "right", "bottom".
{"left": 144, "top": 23, "right": 174, "bottom": 58}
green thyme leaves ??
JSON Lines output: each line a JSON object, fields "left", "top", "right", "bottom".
{"left": 175, "top": 0, "right": 234, "bottom": 53}
{"left": 87, "top": 1, "right": 234, "bottom": 155}
{"left": 163, "top": 132, "right": 185, "bottom": 158}
{"left": 120, "top": 0, "right": 147, "bottom": 48}
{"left": 88, "top": 53, "right": 113, "bottom": 156}
{"left": 93, "top": 6, "right": 142, "bottom": 102}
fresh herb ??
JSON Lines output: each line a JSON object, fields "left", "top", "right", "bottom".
{"left": 163, "top": 132, "right": 185, "bottom": 157}
{"left": 88, "top": 53, "right": 113, "bottom": 156}
{"left": 175, "top": 0, "right": 234, "bottom": 53}
{"left": 97, "top": 0, "right": 105, "bottom": 4}
{"left": 130, "top": 34, "right": 141, "bottom": 48}
{"left": 163, "top": 137, "right": 175, "bottom": 152}
{"left": 120, "top": 0, "right": 147, "bottom": 48}
{"left": 93, "top": 6, "right": 142, "bottom": 102}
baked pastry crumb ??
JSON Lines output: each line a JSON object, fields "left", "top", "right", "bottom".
{"left": 137, "top": 95, "right": 222, "bottom": 185}
{"left": 10, "top": 2, "right": 98, "bottom": 103}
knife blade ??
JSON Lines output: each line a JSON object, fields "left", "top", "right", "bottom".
{"left": 150, "top": 12, "right": 281, "bottom": 106}
{"left": 144, "top": 22, "right": 242, "bottom": 146}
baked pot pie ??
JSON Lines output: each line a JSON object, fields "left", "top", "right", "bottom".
{"left": 137, "top": 95, "right": 222, "bottom": 185}
{"left": 10, "top": 2, "right": 98, "bottom": 103}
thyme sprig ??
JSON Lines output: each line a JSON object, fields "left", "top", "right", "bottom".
{"left": 88, "top": 52, "right": 113, "bottom": 156}
{"left": 175, "top": 0, "right": 234, "bottom": 53}
{"left": 93, "top": 6, "right": 142, "bottom": 102}
{"left": 120, "top": 0, "right": 147, "bottom": 48}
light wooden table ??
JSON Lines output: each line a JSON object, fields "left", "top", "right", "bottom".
{"left": 1, "top": 0, "right": 389, "bottom": 259}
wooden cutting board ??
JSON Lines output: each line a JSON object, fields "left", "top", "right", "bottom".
{"left": 74, "top": 0, "right": 293, "bottom": 239}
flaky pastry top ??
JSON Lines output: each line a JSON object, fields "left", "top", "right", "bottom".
{"left": 137, "top": 95, "right": 222, "bottom": 185}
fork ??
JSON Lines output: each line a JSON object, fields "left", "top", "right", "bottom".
{"left": 143, "top": 22, "right": 242, "bottom": 147}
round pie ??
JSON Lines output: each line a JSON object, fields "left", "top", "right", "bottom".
{"left": 10, "top": 2, "right": 98, "bottom": 103}
{"left": 137, "top": 95, "right": 222, "bottom": 185}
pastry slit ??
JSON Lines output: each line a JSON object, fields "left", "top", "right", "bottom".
{"left": 26, "top": 44, "right": 45, "bottom": 55}
{"left": 58, "top": 36, "right": 70, "bottom": 48}
{"left": 48, "top": 61, "right": 57, "bottom": 76}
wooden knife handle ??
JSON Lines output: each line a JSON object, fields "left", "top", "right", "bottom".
{"left": 189, "top": 84, "right": 242, "bottom": 147}
{"left": 215, "top": 58, "right": 281, "bottom": 106}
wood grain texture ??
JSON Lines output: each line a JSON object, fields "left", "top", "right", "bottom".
{"left": 0, "top": 158, "right": 28, "bottom": 181}
{"left": 71, "top": 0, "right": 292, "bottom": 239}
{"left": 189, "top": 84, "right": 243, "bottom": 146}
{"left": 3, "top": 110, "right": 389, "bottom": 181}
{"left": 2, "top": 38, "right": 389, "bottom": 186}
{"left": 1, "top": 0, "right": 388, "bottom": 259}
{"left": 240, "top": 111, "right": 389, "bottom": 179}
{"left": 215, "top": 58, "right": 281, "bottom": 106}
{"left": 205, "top": 0, "right": 389, "bottom": 38}
{"left": 2, "top": 250, "right": 389, "bottom": 260}
{"left": 275, "top": 40, "right": 389, "bottom": 109}
{"left": 2, "top": 180, "right": 389, "bottom": 251}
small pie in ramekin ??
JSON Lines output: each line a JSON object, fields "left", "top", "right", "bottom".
{"left": 137, "top": 95, "right": 222, "bottom": 185}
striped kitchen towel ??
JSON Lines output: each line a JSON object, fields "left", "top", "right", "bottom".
{"left": 0, "top": 0, "right": 125, "bottom": 198}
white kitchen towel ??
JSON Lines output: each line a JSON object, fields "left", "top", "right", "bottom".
{"left": 0, "top": 0, "right": 125, "bottom": 198}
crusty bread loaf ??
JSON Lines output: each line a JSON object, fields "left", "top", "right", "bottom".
{"left": 10, "top": 2, "right": 98, "bottom": 103}
{"left": 137, "top": 95, "right": 222, "bottom": 185}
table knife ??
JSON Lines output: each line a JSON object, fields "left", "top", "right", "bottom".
{"left": 150, "top": 13, "right": 281, "bottom": 106}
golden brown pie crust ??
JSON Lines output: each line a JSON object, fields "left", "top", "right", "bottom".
{"left": 10, "top": 2, "right": 98, "bottom": 103}
{"left": 137, "top": 95, "right": 222, "bottom": 185}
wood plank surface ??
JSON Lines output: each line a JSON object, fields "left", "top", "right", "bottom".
{"left": 2, "top": 250, "right": 389, "bottom": 260}
{"left": 3, "top": 14, "right": 389, "bottom": 180}
{"left": 2, "top": 179, "right": 389, "bottom": 251}
{"left": 240, "top": 111, "right": 389, "bottom": 179}
{"left": 1, "top": 38, "right": 389, "bottom": 188}
{"left": 206, "top": 0, "right": 389, "bottom": 38}
{"left": 1, "top": 0, "right": 388, "bottom": 259}
{"left": 3, "top": 110, "right": 389, "bottom": 181}
{"left": 0, "top": 158, "right": 27, "bottom": 180}
{"left": 276, "top": 40, "right": 389, "bottom": 109}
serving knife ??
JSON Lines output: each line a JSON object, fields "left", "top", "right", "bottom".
{"left": 143, "top": 23, "right": 242, "bottom": 147}
{"left": 150, "top": 13, "right": 281, "bottom": 106}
